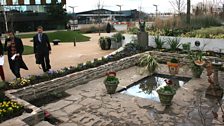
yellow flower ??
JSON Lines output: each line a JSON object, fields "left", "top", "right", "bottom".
{"left": 7, "top": 107, "right": 13, "bottom": 111}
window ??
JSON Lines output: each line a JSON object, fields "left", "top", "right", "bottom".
{"left": 13, "top": 0, "right": 18, "bottom": 4}
{"left": 35, "top": 0, "right": 40, "bottom": 4}
{"left": 24, "top": 0, "right": 29, "bottom": 4}
{"left": 46, "top": 0, "right": 50, "bottom": 4}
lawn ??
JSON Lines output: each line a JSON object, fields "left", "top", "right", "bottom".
{"left": 23, "top": 45, "right": 33, "bottom": 55}
{"left": 17, "top": 31, "right": 90, "bottom": 42}
{"left": 3, "top": 45, "right": 33, "bottom": 55}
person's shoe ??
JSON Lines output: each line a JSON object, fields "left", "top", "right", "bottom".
{"left": 38, "top": 64, "right": 42, "bottom": 69}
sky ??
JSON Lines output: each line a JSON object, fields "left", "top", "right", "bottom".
{"left": 65, "top": 0, "right": 212, "bottom": 13}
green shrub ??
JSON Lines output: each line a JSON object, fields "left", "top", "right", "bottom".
{"left": 128, "top": 27, "right": 139, "bottom": 34}
{"left": 167, "top": 37, "right": 181, "bottom": 51}
{"left": 170, "top": 57, "right": 179, "bottom": 63}
{"left": 190, "top": 15, "right": 222, "bottom": 28}
{"left": 139, "top": 54, "right": 159, "bottom": 74}
{"left": 153, "top": 36, "right": 165, "bottom": 49}
{"left": 112, "top": 32, "right": 125, "bottom": 43}
{"left": 99, "top": 37, "right": 111, "bottom": 50}
{"left": 182, "top": 43, "right": 191, "bottom": 51}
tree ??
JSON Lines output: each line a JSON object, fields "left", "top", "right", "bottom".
{"left": 97, "top": 0, "right": 104, "bottom": 36}
{"left": 169, "top": 0, "right": 186, "bottom": 15}
{"left": 186, "top": 0, "right": 191, "bottom": 24}
{"left": 47, "top": 0, "right": 68, "bottom": 23}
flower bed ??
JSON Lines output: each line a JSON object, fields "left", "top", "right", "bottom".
{"left": 3, "top": 43, "right": 149, "bottom": 90}
{"left": 0, "top": 97, "right": 24, "bottom": 123}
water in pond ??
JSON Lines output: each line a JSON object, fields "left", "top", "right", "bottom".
{"left": 120, "top": 74, "right": 191, "bottom": 102}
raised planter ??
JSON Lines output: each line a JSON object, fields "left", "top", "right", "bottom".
{"left": 52, "top": 39, "right": 60, "bottom": 45}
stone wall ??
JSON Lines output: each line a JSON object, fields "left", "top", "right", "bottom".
{"left": 9, "top": 53, "right": 142, "bottom": 101}
{"left": 7, "top": 51, "right": 221, "bottom": 102}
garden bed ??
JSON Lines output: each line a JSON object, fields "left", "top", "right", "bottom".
{"left": 0, "top": 96, "right": 24, "bottom": 123}
{"left": 2, "top": 50, "right": 223, "bottom": 125}
{"left": 29, "top": 92, "right": 70, "bottom": 107}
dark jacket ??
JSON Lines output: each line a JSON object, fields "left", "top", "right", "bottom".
{"left": 0, "top": 40, "right": 3, "bottom": 56}
{"left": 33, "top": 33, "right": 51, "bottom": 54}
{"left": 4, "top": 37, "right": 28, "bottom": 70}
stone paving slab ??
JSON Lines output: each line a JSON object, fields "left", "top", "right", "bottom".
{"left": 39, "top": 65, "right": 223, "bottom": 126}
{"left": 35, "top": 121, "right": 54, "bottom": 126}
{"left": 0, "top": 119, "right": 28, "bottom": 126}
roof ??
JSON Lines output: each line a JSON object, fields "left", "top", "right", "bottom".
{"left": 76, "top": 9, "right": 137, "bottom": 17}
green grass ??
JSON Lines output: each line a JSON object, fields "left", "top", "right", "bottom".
{"left": 193, "top": 26, "right": 224, "bottom": 35}
{"left": 3, "top": 45, "right": 33, "bottom": 55}
{"left": 17, "top": 31, "right": 90, "bottom": 42}
{"left": 23, "top": 45, "right": 34, "bottom": 55}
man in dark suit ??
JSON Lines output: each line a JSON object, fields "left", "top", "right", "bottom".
{"left": 33, "top": 26, "right": 52, "bottom": 72}
{"left": 4, "top": 31, "right": 28, "bottom": 78}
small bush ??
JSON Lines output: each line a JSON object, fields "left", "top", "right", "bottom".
{"left": 153, "top": 36, "right": 165, "bottom": 49}
{"left": 190, "top": 15, "right": 222, "bottom": 29}
{"left": 167, "top": 37, "right": 181, "bottom": 52}
{"left": 111, "top": 32, "right": 125, "bottom": 43}
{"left": 99, "top": 37, "right": 111, "bottom": 50}
{"left": 128, "top": 27, "right": 139, "bottom": 34}
{"left": 182, "top": 42, "right": 191, "bottom": 51}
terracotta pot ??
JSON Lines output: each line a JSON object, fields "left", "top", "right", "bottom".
{"left": 167, "top": 62, "right": 179, "bottom": 75}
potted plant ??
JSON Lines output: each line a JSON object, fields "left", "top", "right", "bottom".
{"left": 182, "top": 42, "right": 191, "bottom": 52}
{"left": 111, "top": 32, "right": 125, "bottom": 49}
{"left": 157, "top": 79, "right": 176, "bottom": 106}
{"left": 188, "top": 51, "right": 205, "bottom": 78}
{"left": 167, "top": 57, "right": 179, "bottom": 75}
{"left": 139, "top": 54, "right": 159, "bottom": 75}
{"left": 99, "top": 37, "right": 111, "bottom": 50}
{"left": 104, "top": 71, "right": 119, "bottom": 94}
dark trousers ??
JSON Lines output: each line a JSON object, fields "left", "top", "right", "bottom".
{"left": 10, "top": 60, "right": 21, "bottom": 78}
{"left": 0, "top": 66, "right": 5, "bottom": 81}
{"left": 40, "top": 53, "right": 51, "bottom": 72}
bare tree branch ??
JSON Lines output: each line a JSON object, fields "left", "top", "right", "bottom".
{"left": 169, "top": 0, "right": 186, "bottom": 15}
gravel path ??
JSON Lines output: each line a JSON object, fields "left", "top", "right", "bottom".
{"left": 3, "top": 33, "right": 114, "bottom": 81}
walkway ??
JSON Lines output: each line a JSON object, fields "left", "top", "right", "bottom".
{"left": 3, "top": 33, "right": 113, "bottom": 81}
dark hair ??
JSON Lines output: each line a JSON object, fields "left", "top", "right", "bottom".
{"left": 7, "top": 30, "right": 14, "bottom": 34}
{"left": 37, "top": 26, "right": 43, "bottom": 30}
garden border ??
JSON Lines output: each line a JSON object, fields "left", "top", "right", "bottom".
{"left": 3, "top": 51, "right": 222, "bottom": 125}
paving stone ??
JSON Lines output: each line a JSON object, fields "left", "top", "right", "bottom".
{"left": 59, "top": 123, "right": 78, "bottom": 126}
{"left": 50, "top": 110, "right": 68, "bottom": 118}
{"left": 65, "top": 95, "right": 82, "bottom": 102}
{"left": 81, "top": 91, "right": 97, "bottom": 98}
{"left": 0, "top": 119, "right": 28, "bottom": 126}
{"left": 63, "top": 103, "right": 82, "bottom": 115}
{"left": 71, "top": 112, "right": 103, "bottom": 126}
{"left": 43, "top": 100, "right": 73, "bottom": 112}
{"left": 79, "top": 98, "right": 101, "bottom": 106}
{"left": 35, "top": 121, "right": 54, "bottom": 126}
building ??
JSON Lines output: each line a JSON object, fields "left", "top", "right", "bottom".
{"left": 0, "top": 0, "right": 67, "bottom": 32}
{"left": 75, "top": 9, "right": 139, "bottom": 24}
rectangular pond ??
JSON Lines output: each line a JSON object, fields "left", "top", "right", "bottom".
{"left": 119, "top": 74, "right": 191, "bottom": 102}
